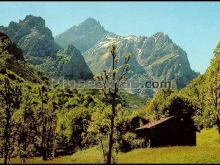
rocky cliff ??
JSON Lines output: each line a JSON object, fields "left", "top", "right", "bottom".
{"left": 57, "top": 44, "right": 93, "bottom": 80}
{"left": 0, "top": 15, "right": 93, "bottom": 80}
{"left": 56, "top": 18, "right": 198, "bottom": 97}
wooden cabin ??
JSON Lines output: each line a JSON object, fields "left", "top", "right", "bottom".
{"left": 135, "top": 116, "right": 197, "bottom": 147}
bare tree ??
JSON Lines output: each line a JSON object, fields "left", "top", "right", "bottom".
{"left": 96, "top": 45, "right": 130, "bottom": 164}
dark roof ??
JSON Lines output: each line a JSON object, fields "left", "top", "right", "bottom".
{"left": 135, "top": 116, "right": 175, "bottom": 130}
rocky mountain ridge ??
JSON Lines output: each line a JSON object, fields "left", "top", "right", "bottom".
{"left": 54, "top": 17, "right": 198, "bottom": 97}
{"left": 0, "top": 15, "right": 93, "bottom": 80}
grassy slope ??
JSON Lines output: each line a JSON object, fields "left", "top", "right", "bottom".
{"left": 68, "top": 127, "right": 220, "bottom": 164}
{"left": 2, "top": 127, "right": 220, "bottom": 164}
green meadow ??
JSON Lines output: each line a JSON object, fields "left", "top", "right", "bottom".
{"left": 2, "top": 127, "right": 220, "bottom": 164}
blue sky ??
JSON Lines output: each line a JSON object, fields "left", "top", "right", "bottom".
{"left": 0, "top": 2, "right": 220, "bottom": 73}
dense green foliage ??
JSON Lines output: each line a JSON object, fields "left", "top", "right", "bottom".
{"left": 0, "top": 79, "right": 145, "bottom": 162}
{"left": 0, "top": 72, "right": 146, "bottom": 162}
{"left": 0, "top": 32, "right": 146, "bottom": 163}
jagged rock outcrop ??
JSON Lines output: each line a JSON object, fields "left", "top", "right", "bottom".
{"left": 84, "top": 32, "right": 197, "bottom": 87}
{"left": 0, "top": 15, "right": 60, "bottom": 58}
{"left": 0, "top": 15, "right": 94, "bottom": 80}
{"left": 57, "top": 44, "right": 93, "bottom": 80}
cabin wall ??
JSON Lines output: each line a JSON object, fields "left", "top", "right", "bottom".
{"left": 135, "top": 117, "right": 196, "bottom": 147}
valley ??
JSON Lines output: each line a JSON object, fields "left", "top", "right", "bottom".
{"left": 0, "top": 9, "right": 220, "bottom": 164}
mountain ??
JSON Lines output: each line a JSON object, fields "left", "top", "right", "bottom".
{"left": 57, "top": 44, "right": 93, "bottom": 80}
{"left": 84, "top": 32, "right": 196, "bottom": 79}
{"left": 0, "top": 32, "right": 43, "bottom": 83}
{"left": 0, "top": 15, "right": 60, "bottom": 60}
{"left": 0, "top": 15, "right": 93, "bottom": 80}
{"left": 55, "top": 17, "right": 198, "bottom": 98}
{"left": 83, "top": 32, "right": 198, "bottom": 97}
{"left": 55, "top": 17, "right": 111, "bottom": 52}
{"left": 0, "top": 16, "right": 198, "bottom": 98}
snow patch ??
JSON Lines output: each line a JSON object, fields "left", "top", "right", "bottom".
{"left": 124, "top": 35, "right": 138, "bottom": 41}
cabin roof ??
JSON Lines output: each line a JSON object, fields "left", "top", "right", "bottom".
{"left": 135, "top": 116, "right": 175, "bottom": 130}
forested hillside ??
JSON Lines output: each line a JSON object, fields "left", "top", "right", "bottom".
{"left": 142, "top": 41, "right": 220, "bottom": 133}
{"left": 0, "top": 32, "right": 146, "bottom": 163}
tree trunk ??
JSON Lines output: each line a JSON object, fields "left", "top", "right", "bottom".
{"left": 107, "top": 105, "right": 115, "bottom": 164}
{"left": 217, "top": 124, "right": 220, "bottom": 135}
{"left": 107, "top": 96, "right": 116, "bottom": 164}
{"left": 216, "top": 116, "right": 220, "bottom": 135}
{"left": 41, "top": 89, "right": 48, "bottom": 161}
{"left": 99, "top": 135, "right": 106, "bottom": 162}
{"left": 4, "top": 107, "right": 10, "bottom": 164}
{"left": 106, "top": 49, "right": 117, "bottom": 164}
